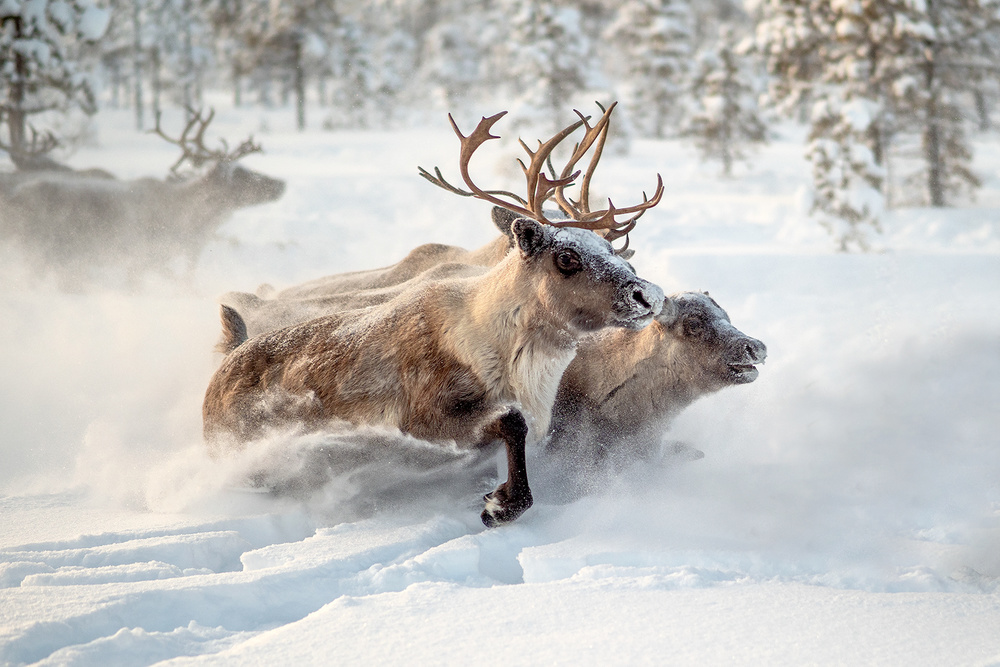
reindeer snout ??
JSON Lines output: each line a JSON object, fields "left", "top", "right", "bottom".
{"left": 618, "top": 280, "right": 664, "bottom": 328}
{"left": 747, "top": 338, "right": 767, "bottom": 363}
{"left": 736, "top": 336, "right": 767, "bottom": 364}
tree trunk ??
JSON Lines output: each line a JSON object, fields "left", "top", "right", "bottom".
{"left": 182, "top": 0, "right": 194, "bottom": 113}
{"left": 975, "top": 89, "right": 990, "bottom": 131}
{"left": 924, "top": 0, "right": 945, "bottom": 207}
{"left": 132, "top": 0, "right": 145, "bottom": 131}
{"left": 924, "top": 68, "right": 945, "bottom": 207}
{"left": 151, "top": 46, "right": 162, "bottom": 120}
{"left": 295, "top": 38, "right": 306, "bottom": 131}
{"left": 233, "top": 63, "right": 242, "bottom": 107}
{"left": 5, "top": 16, "right": 27, "bottom": 154}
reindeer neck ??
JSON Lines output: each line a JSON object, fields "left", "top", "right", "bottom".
{"left": 584, "top": 324, "right": 710, "bottom": 428}
{"left": 454, "top": 256, "right": 581, "bottom": 441}
{"left": 569, "top": 324, "right": 660, "bottom": 405}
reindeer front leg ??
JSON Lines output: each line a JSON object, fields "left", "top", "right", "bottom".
{"left": 479, "top": 408, "right": 533, "bottom": 527}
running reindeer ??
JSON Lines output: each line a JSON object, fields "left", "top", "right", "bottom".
{"left": 204, "top": 107, "right": 667, "bottom": 526}
{"left": 219, "top": 104, "right": 767, "bottom": 478}
{"left": 0, "top": 109, "right": 285, "bottom": 283}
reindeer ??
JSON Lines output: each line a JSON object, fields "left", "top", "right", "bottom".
{"left": 0, "top": 109, "right": 285, "bottom": 283}
{"left": 204, "top": 109, "right": 667, "bottom": 526}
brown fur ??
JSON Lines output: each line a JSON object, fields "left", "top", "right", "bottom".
{"left": 268, "top": 208, "right": 515, "bottom": 300}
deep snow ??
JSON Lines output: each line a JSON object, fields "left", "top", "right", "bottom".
{"left": 1, "top": 104, "right": 999, "bottom": 666}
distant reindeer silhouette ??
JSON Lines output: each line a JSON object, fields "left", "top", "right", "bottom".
{"left": 0, "top": 109, "right": 285, "bottom": 284}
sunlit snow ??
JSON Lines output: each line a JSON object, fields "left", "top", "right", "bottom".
{"left": 1, "top": 104, "right": 999, "bottom": 666}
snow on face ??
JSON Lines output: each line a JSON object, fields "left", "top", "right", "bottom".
{"left": 549, "top": 226, "right": 637, "bottom": 280}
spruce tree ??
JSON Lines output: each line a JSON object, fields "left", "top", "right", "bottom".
{"left": 500, "top": 0, "right": 595, "bottom": 134}
{"left": 0, "top": 0, "right": 110, "bottom": 162}
{"left": 684, "top": 27, "right": 766, "bottom": 175}
{"left": 605, "top": 0, "right": 692, "bottom": 138}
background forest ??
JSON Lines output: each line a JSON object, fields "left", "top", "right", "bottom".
{"left": 4, "top": 0, "right": 1000, "bottom": 250}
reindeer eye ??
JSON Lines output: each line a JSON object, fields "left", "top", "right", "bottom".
{"left": 683, "top": 316, "right": 706, "bottom": 337}
{"left": 555, "top": 250, "right": 582, "bottom": 275}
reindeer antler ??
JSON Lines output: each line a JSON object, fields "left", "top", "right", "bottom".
{"left": 418, "top": 103, "right": 663, "bottom": 251}
{"left": 152, "top": 107, "right": 262, "bottom": 175}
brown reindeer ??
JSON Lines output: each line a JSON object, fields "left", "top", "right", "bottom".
{"left": 0, "top": 109, "right": 285, "bottom": 283}
{"left": 205, "top": 109, "right": 667, "bottom": 526}
{"left": 224, "top": 275, "right": 765, "bottom": 477}
{"left": 204, "top": 219, "right": 665, "bottom": 526}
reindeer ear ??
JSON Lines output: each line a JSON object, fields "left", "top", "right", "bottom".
{"left": 491, "top": 206, "right": 520, "bottom": 240}
{"left": 511, "top": 218, "right": 547, "bottom": 257}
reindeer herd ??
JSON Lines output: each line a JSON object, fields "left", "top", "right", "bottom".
{"left": 2, "top": 103, "right": 766, "bottom": 526}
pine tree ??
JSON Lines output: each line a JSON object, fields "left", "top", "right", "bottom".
{"left": 684, "top": 27, "right": 766, "bottom": 175}
{"left": 0, "top": 0, "right": 110, "bottom": 162}
{"left": 324, "top": 15, "right": 374, "bottom": 129}
{"left": 605, "top": 0, "right": 693, "bottom": 138}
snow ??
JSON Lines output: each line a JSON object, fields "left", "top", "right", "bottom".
{"left": 76, "top": 5, "right": 111, "bottom": 42}
{"left": 2, "top": 105, "right": 1000, "bottom": 665}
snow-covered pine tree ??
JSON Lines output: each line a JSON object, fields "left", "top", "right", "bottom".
{"left": 413, "top": 0, "right": 489, "bottom": 115}
{"left": 0, "top": 0, "right": 110, "bottom": 162}
{"left": 499, "top": 0, "right": 595, "bottom": 134}
{"left": 889, "top": 0, "right": 1000, "bottom": 206}
{"left": 684, "top": 27, "right": 766, "bottom": 175}
{"left": 605, "top": 0, "right": 692, "bottom": 138}
{"left": 370, "top": 27, "right": 417, "bottom": 127}
{"left": 323, "top": 14, "right": 374, "bottom": 130}
{"left": 230, "top": 0, "right": 340, "bottom": 130}
{"left": 756, "top": 0, "right": 899, "bottom": 248}
{"left": 759, "top": 0, "right": 1000, "bottom": 225}
{"left": 807, "top": 92, "right": 884, "bottom": 251}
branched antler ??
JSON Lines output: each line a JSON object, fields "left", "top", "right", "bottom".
{"left": 418, "top": 103, "right": 663, "bottom": 252}
{"left": 152, "top": 107, "right": 262, "bottom": 175}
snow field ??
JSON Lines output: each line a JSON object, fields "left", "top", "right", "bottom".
{"left": 2, "top": 107, "right": 999, "bottom": 664}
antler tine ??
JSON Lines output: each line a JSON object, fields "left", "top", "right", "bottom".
{"left": 153, "top": 108, "right": 213, "bottom": 173}
{"left": 571, "top": 174, "right": 665, "bottom": 240}
{"left": 516, "top": 116, "right": 588, "bottom": 215}
{"left": 551, "top": 103, "right": 616, "bottom": 219}
{"left": 418, "top": 166, "right": 529, "bottom": 205}
{"left": 577, "top": 101, "right": 616, "bottom": 215}
{"left": 227, "top": 136, "right": 263, "bottom": 162}
{"left": 439, "top": 111, "right": 541, "bottom": 221}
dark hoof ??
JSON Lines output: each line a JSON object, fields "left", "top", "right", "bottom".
{"left": 480, "top": 486, "right": 533, "bottom": 528}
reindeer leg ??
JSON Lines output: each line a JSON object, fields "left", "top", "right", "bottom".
{"left": 480, "top": 408, "right": 533, "bottom": 527}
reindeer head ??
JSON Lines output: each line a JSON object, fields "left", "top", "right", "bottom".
{"left": 659, "top": 292, "right": 767, "bottom": 386}
{"left": 153, "top": 108, "right": 285, "bottom": 206}
{"left": 510, "top": 218, "right": 664, "bottom": 332}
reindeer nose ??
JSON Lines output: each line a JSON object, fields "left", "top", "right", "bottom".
{"left": 629, "top": 280, "right": 664, "bottom": 316}
{"left": 744, "top": 338, "right": 767, "bottom": 363}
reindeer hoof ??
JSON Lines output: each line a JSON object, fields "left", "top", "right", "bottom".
{"left": 480, "top": 486, "right": 533, "bottom": 527}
